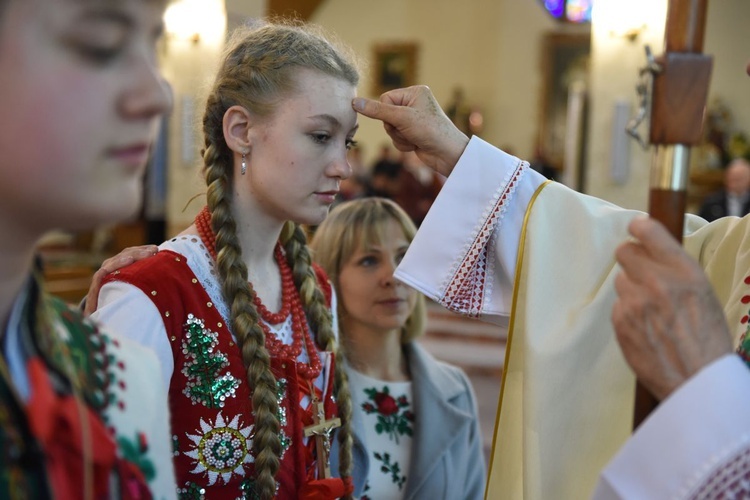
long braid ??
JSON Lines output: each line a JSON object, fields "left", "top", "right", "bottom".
{"left": 282, "top": 223, "right": 354, "bottom": 498}
{"left": 203, "top": 102, "right": 281, "bottom": 499}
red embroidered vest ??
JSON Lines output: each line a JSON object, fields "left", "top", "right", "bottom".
{"left": 104, "top": 250, "right": 339, "bottom": 499}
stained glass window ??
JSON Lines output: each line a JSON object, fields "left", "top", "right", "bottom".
{"left": 566, "top": 0, "right": 593, "bottom": 22}
{"left": 544, "top": 0, "right": 566, "bottom": 19}
{"left": 541, "top": 0, "right": 593, "bottom": 23}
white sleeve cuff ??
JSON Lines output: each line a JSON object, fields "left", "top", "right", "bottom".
{"left": 396, "top": 136, "right": 545, "bottom": 320}
{"left": 593, "top": 354, "right": 750, "bottom": 499}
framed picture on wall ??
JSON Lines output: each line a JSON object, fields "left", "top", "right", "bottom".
{"left": 371, "top": 42, "right": 418, "bottom": 96}
{"left": 537, "top": 32, "right": 591, "bottom": 188}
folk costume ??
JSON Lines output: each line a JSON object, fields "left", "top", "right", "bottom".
{"left": 1, "top": 265, "right": 176, "bottom": 499}
{"left": 94, "top": 207, "right": 356, "bottom": 499}
{"left": 395, "top": 137, "right": 750, "bottom": 499}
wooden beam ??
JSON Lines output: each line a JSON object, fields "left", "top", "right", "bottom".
{"left": 266, "top": 0, "right": 326, "bottom": 21}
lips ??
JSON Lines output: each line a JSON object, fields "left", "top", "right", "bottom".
{"left": 314, "top": 190, "right": 339, "bottom": 204}
{"left": 377, "top": 298, "right": 406, "bottom": 305}
{"left": 108, "top": 143, "right": 151, "bottom": 167}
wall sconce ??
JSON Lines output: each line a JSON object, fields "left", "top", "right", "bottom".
{"left": 613, "top": 24, "right": 648, "bottom": 43}
{"left": 164, "top": 0, "right": 226, "bottom": 44}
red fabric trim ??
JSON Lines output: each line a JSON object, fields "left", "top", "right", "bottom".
{"left": 25, "top": 358, "right": 148, "bottom": 499}
{"left": 440, "top": 162, "right": 526, "bottom": 317}
{"left": 688, "top": 444, "right": 750, "bottom": 499}
{"left": 299, "top": 476, "right": 352, "bottom": 499}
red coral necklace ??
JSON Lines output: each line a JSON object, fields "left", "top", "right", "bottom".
{"left": 195, "top": 206, "right": 322, "bottom": 380}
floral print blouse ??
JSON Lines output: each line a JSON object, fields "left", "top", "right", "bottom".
{"left": 348, "top": 369, "right": 415, "bottom": 500}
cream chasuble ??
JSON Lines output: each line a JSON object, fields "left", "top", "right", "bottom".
{"left": 396, "top": 137, "right": 750, "bottom": 499}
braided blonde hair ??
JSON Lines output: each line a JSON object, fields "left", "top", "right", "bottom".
{"left": 201, "top": 21, "right": 358, "bottom": 500}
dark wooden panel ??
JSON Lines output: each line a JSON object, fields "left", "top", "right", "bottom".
{"left": 649, "top": 53, "right": 713, "bottom": 145}
{"left": 266, "top": 0, "right": 325, "bottom": 20}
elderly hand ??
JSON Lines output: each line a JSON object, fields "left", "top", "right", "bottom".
{"left": 352, "top": 86, "right": 469, "bottom": 177}
{"left": 612, "top": 217, "right": 733, "bottom": 400}
{"left": 83, "top": 245, "right": 158, "bottom": 316}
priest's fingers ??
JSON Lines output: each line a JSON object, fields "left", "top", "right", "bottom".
{"left": 613, "top": 272, "right": 663, "bottom": 349}
{"left": 611, "top": 282, "right": 645, "bottom": 344}
{"left": 616, "top": 294, "right": 732, "bottom": 400}
{"left": 613, "top": 281, "right": 695, "bottom": 400}
{"left": 614, "top": 239, "right": 654, "bottom": 284}
{"left": 670, "top": 290, "right": 733, "bottom": 376}
{"left": 627, "top": 217, "right": 684, "bottom": 263}
{"left": 613, "top": 269, "right": 639, "bottom": 303}
{"left": 617, "top": 237, "right": 707, "bottom": 324}
{"left": 383, "top": 123, "right": 416, "bottom": 153}
{"left": 353, "top": 86, "right": 469, "bottom": 176}
{"left": 613, "top": 248, "right": 733, "bottom": 399}
{"left": 83, "top": 245, "right": 158, "bottom": 316}
{"left": 615, "top": 228, "right": 691, "bottom": 288}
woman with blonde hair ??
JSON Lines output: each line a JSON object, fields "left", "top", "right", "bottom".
{"left": 92, "top": 21, "right": 364, "bottom": 499}
{"left": 311, "top": 197, "right": 485, "bottom": 499}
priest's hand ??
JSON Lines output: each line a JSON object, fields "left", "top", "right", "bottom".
{"left": 612, "top": 217, "right": 732, "bottom": 401}
{"left": 83, "top": 245, "right": 159, "bottom": 316}
{"left": 352, "top": 86, "right": 469, "bottom": 177}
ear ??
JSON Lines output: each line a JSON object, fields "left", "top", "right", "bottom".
{"left": 222, "top": 105, "right": 254, "bottom": 153}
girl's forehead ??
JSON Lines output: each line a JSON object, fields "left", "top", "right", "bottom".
{"left": 288, "top": 70, "right": 356, "bottom": 111}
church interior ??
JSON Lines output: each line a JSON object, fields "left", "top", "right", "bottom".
{"left": 39, "top": 0, "right": 750, "bottom": 462}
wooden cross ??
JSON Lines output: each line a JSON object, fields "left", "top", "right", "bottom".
{"left": 303, "top": 395, "right": 341, "bottom": 479}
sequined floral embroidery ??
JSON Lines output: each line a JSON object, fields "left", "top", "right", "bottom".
{"left": 177, "top": 481, "right": 206, "bottom": 500}
{"left": 182, "top": 315, "right": 240, "bottom": 408}
{"left": 184, "top": 412, "right": 254, "bottom": 486}
{"left": 275, "top": 378, "right": 292, "bottom": 459}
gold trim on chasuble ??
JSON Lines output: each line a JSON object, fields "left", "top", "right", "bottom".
{"left": 484, "top": 180, "right": 552, "bottom": 500}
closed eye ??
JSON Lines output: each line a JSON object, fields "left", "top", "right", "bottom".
{"left": 310, "top": 133, "right": 331, "bottom": 145}
{"left": 73, "top": 44, "right": 123, "bottom": 66}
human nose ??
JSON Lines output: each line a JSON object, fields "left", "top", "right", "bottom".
{"left": 327, "top": 149, "right": 352, "bottom": 180}
{"left": 119, "top": 55, "right": 173, "bottom": 120}
{"left": 380, "top": 258, "right": 401, "bottom": 287}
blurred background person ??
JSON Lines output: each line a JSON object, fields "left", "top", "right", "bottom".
{"left": 368, "top": 144, "right": 403, "bottom": 198}
{"left": 699, "top": 158, "right": 750, "bottom": 221}
{"left": 392, "top": 151, "right": 444, "bottom": 226}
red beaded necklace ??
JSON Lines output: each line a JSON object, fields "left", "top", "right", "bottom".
{"left": 194, "top": 206, "right": 322, "bottom": 380}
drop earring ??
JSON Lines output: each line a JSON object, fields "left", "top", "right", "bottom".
{"left": 241, "top": 151, "right": 247, "bottom": 176}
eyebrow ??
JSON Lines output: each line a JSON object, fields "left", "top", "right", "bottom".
{"left": 72, "top": 3, "right": 165, "bottom": 38}
{"left": 309, "top": 114, "right": 359, "bottom": 133}
{"left": 75, "top": 7, "right": 135, "bottom": 28}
